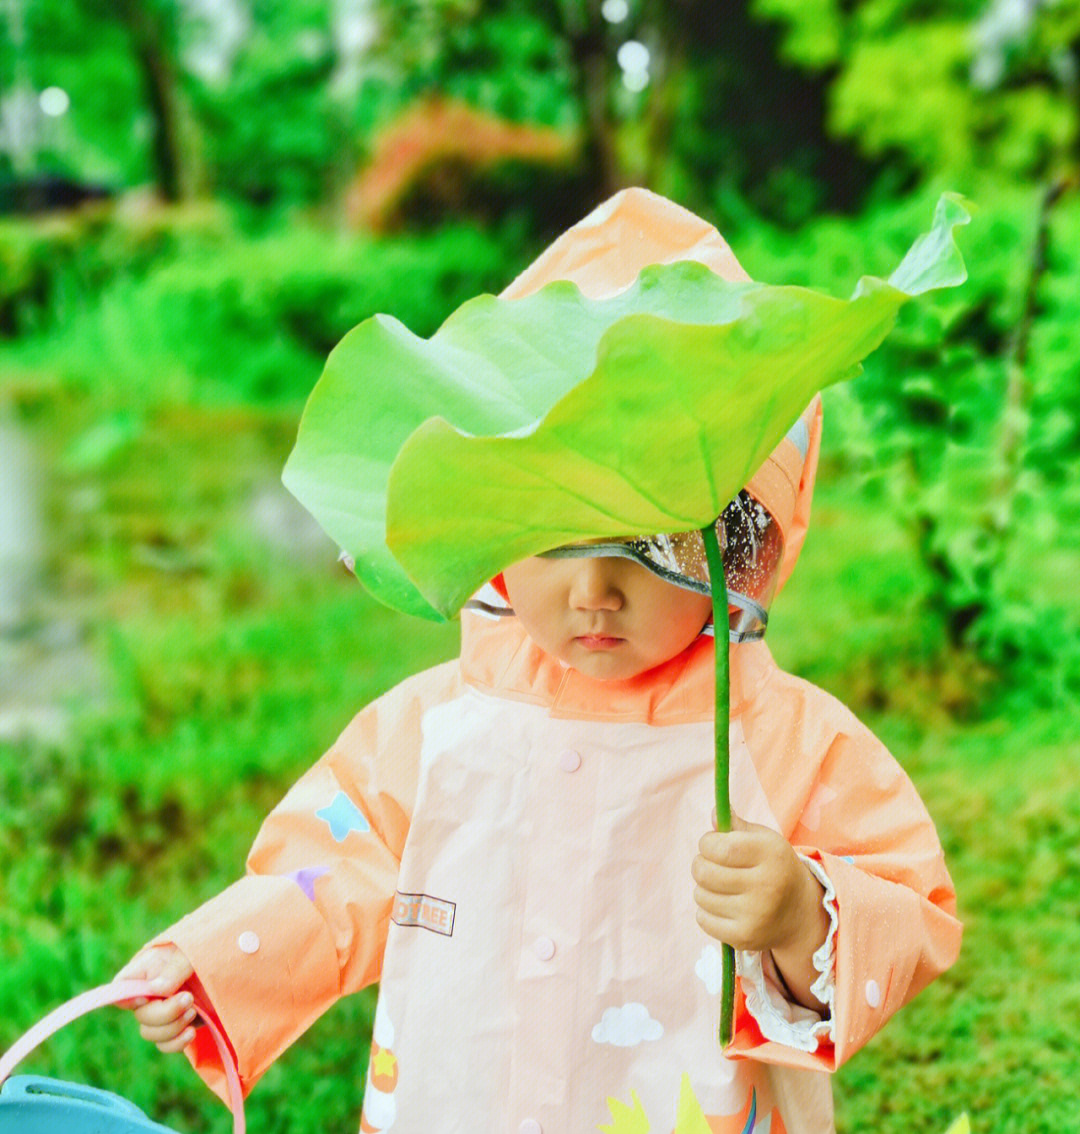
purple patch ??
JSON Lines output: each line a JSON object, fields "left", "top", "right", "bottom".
{"left": 284, "top": 865, "right": 331, "bottom": 901}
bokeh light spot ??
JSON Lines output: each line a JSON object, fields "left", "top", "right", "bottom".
{"left": 39, "top": 86, "right": 70, "bottom": 117}
{"left": 602, "top": 0, "right": 629, "bottom": 23}
{"left": 617, "top": 40, "right": 650, "bottom": 74}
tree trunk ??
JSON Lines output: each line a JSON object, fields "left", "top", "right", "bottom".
{"left": 559, "top": 0, "right": 625, "bottom": 199}
{"left": 113, "top": 0, "right": 201, "bottom": 201}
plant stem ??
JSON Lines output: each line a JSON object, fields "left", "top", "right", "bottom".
{"left": 701, "top": 519, "right": 735, "bottom": 1045}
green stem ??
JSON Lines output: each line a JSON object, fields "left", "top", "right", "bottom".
{"left": 701, "top": 519, "right": 735, "bottom": 1046}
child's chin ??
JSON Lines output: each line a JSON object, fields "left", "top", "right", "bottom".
{"left": 567, "top": 652, "right": 648, "bottom": 682}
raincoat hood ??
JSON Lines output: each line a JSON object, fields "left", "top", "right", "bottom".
{"left": 489, "top": 187, "right": 823, "bottom": 614}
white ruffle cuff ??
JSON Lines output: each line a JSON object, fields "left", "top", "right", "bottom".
{"left": 736, "top": 854, "right": 837, "bottom": 1053}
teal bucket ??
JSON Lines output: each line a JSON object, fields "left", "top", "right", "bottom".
{"left": 0, "top": 981, "right": 244, "bottom": 1134}
{"left": 0, "top": 1075, "right": 178, "bottom": 1134}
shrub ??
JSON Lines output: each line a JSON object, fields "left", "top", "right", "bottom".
{"left": 731, "top": 181, "right": 1080, "bottom": 705}
{"left": 0, "top": 199, "right": 229, "bottom": 338}
{"left": 2, "top": 219, "right": 526, "bottom": 406}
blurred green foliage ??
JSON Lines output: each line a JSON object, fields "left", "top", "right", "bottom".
{"left": 2, "top": 211, "right": 526, "bottom": 403}
{"left": 0, "top": 201, "right": 230, "bottom": 336}
{"left": 193, "top": 0, "right": 356, "bottom": 206}
{"left": 2, "top": 0, "right": 145, "bottom": 185}
{"left": 6, "top": 0, "right": 1078, "bottom": 226}
{"left": 721, "top": 184, "right": 1080, "bottom": 706}
{"left": 375, "top": 2, "right": 579, "bottom": 127}
{"left": 756, "top": 0, "right": 1079, "bottom": 186}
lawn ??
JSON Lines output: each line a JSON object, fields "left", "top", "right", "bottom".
{"left": 2, "top": 380, "right": 1077, "bottom": 1133}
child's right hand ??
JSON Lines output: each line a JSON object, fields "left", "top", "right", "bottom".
{"left": 115, "top": 944, "right": 199, "bottom": 1053}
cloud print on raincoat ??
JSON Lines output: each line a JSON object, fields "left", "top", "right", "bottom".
{"left": 592, "top": 1002, "right": 665, "bottom": 1047}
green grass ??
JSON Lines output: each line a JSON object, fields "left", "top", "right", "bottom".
{"left": 2, "top": 378, "right": 1078, "bottom": 1133}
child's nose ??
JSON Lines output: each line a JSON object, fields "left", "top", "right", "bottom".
{"left": 569, "top": 558, "right": 625, "bottom": 610}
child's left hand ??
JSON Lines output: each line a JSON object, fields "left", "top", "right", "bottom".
{"left": 692, "top": 813, "right": 828, "bottom": 1010}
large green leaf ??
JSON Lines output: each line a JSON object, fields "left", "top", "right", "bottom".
{"left": 282, "top": 264, "right": 757, "bottom": 618}
{"left": 284, "top": 193, "right": 969, "bottom": 621}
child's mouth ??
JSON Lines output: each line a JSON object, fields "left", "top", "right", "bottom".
{"left": 575, "top": 635, "right": 625, "bottom": 650}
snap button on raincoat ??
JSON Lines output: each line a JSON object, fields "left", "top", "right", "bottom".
{"left": 152, "top": 190, "right": 961, "bottom": 1134}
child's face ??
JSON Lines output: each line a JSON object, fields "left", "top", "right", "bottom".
{"left": 502, "top": 554, "right": 714, "bottom": 680}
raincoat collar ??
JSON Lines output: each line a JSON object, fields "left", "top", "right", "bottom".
{"left": 458, "top": 606, "right": 773, "bottom": 725}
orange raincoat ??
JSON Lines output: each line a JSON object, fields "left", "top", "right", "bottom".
{"left": 153, "top": 191, "right": 961, "bottom": 1134}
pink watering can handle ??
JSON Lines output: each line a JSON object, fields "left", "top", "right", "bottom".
{"left": 0, "top": 978, "right": 245, "bottom": 1134}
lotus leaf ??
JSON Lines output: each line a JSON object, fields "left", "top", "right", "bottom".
{"left": 283, "top": 194, "right": 969, "bottom": 621}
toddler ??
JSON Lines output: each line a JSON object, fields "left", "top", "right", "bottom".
{"left": 118, "top": 189, "right": 961, "bottom": 1134}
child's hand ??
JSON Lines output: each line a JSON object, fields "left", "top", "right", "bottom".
{"left": 115, "top": 945, "right": 199, "bottom": 1053}
{"left": 692, "top": 814, "right": 828, "bottom": 1010}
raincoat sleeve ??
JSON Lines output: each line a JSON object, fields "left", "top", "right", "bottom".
{"left": 147, "top": 660, "right": 461, "bottom": 1104}
{"left": 729, "top": 673, "right": 962, "bottom": 1073}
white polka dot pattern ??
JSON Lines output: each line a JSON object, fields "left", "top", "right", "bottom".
{"left": 237, "top": 931, "right": 260, "bottom": 955}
